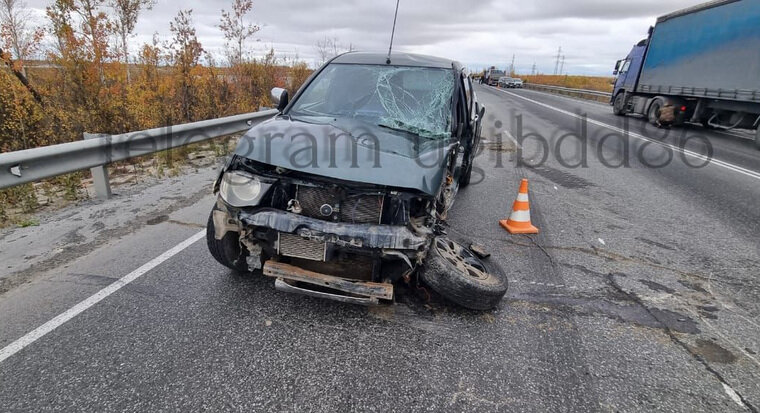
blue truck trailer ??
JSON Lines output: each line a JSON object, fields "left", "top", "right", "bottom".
{"left": 611, "top": 0, "right": 760, "bottom": 148}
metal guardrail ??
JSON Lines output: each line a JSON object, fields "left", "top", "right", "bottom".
{"left": 0, "top": 109, "right": 279, "bottom": 199}
{"left": 524, "top": 83, "right": 613, "bottom": 100}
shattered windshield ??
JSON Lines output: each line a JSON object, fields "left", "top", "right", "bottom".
{"left": 289, "top": 63, "right": 455, "bottom": 139}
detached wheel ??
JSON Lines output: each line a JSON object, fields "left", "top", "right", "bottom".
{"left": 420, "top": 237, "right": 508, "bottom": 310}
{"left": 206, "top": 209, "right": 248, "bottom": 272}
{"left": 612, "top": 92, "right": 626, "bottom": 116}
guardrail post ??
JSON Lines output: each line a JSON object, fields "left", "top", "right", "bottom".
{"left": 83, "top": 133, "right": 112, "bottom": 200}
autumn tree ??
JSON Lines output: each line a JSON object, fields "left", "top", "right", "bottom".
{"left": 219, "top": 0, "right": 259, "bottom": 66}
{"left": 111, "top": 0, "right": 154, "bottom": 83}
{"left": 314, "top": 36, "right": 354, "bottom": 66}
{"left": 0, "top": 0, "right": 42, "bottom": 77}
{"left": 168, "top": 9, "right": 203, "bottom": 122}
{"left": 60, "top": 0, "right": 111, "bottom": 82}
{"left": 45, "top": 0, "right": 135, "bottom": 136}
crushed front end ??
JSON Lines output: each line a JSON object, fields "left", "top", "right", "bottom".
{"left": 211, "top": 156, "right": 438, "bottom": 304}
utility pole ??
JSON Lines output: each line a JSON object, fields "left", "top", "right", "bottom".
{"left": 553, "top": 46, "right": 562, "bottom": 75}
{"left": 531, "top": 63, "right": 536, "bottom": 75}
{"left": 559, "top": 55, "right": 566, "bottom": 75}
{"left": 510, "top": 54, "right": 515, "bottom": 76}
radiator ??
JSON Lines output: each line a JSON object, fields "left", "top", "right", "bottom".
{"left": 277, "top": 233, "right": 327, "bottom": 261}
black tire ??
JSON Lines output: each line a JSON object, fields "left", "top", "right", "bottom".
{"left": 206, "top": 210, "right": 248, "bottom": 272}
{"left": 648, "top": 100, "right": 663, "bottom": 126}
{"left": 612, "top": 92, "right": 626, "bottom": 116}
{"left": 420, "top": 237, "right": 508, "bottom": 310}
{"left": 460, "top": 155, "right": 473, "bottom": 187}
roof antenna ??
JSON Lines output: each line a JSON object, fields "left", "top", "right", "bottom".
{"left": 386, "top": 0, "right": 400, "bottom": 64}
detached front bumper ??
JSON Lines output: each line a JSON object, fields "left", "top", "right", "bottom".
{"left": 237, "top": 208, "right": 428, "bottom": 251}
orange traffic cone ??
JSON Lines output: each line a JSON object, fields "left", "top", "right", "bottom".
{"left": 500, "top": 179, "right": 539, "bottom": 234}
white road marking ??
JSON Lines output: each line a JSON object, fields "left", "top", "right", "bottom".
{"left": 714, "top": 130, "right": 754, "bottom": 141}
{"left": 0, "top": 230, "right": 206, "bottom": 365}
{"left": 496, "top": 89, "right": 760, "bottom": 181}
{"left": 722, "top": 383, "right": 747, "bottom": 409}
{"left": 598, "top": 238, "right": 606, "bottom": 246}
{"left": 503, "top": 130, "right": 523, "bottom": 148}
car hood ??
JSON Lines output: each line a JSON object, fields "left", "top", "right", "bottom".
{"left": 233, "top": 116, "right": 455, "bottom": 196}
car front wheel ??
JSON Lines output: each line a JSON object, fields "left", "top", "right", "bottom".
{"left": 206, "top": 209, "right": 248, "bottom": 272}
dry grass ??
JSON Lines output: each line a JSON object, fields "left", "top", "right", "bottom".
{"left": 521, "top": 75, "right": 615, "bottom": 93}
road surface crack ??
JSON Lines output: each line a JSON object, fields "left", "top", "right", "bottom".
{"left": 506, "top": 240, "right": 720, "bottom": 284}
{"left": 520, "top": 234, "right": 555, "bottom": 267}
{"left": 605, "top": 273, "right": 756, "bottom": 412}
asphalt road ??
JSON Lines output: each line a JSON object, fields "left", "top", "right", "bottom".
{"left": 0, "top": 85, "right": 759, "bottom": 412}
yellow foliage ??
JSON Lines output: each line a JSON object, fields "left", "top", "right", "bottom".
{"left": 521, "top": 74, "right": 615, "bottom": 93}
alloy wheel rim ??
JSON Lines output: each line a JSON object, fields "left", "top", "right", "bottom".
{"left": 434, "top": 238, "right": 489, "bottom": 280}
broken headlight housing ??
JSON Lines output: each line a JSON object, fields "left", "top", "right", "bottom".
{"left": 219, "top": 170, "right": 271, "bottom": 207}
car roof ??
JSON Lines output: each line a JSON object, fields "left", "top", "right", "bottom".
{"left": 332, "top": 52, "right": 461, "bottom": 70}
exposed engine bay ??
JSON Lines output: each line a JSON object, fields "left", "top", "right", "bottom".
{"left": 211, "top": 155, "right": 453, "bottom": 304}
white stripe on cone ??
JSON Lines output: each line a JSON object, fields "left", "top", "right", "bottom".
{"left": 517, "top": 193, "right": 529, "bottom": 202}
{"left": 509, "top": 209, "right": 531, "bottom": 222}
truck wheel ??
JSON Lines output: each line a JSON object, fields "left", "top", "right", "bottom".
{"left": 612, "top": 93, "right": 626, "bottom": 116}
{"left": 755, "top": 127, "right": 760, "bottom": 151}
{"left": 206, "top": 210, "right": 248, "bottom": 272}
{"left": 648, "top": 100, "right": 663, "bottom": 126}
{"left": 420, "top": 237, "right": 508, "bottom": 310}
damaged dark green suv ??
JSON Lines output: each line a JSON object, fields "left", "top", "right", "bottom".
{"left": 207, "top": 52, "right": 508, "bottom": 310}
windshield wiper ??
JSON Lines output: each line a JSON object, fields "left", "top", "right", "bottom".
{"left": 378, "top": 121, "right": 447, "bottom": 140}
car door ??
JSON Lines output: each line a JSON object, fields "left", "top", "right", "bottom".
{"left": 447, "top": 72, "right": 468, "bottom": 181}
{"left": 462, "top": 72, "right": 481, "bottom": 165}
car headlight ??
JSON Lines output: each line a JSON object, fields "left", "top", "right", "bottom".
{"left": 219, "top": 170, "right": 271, "bottom": 207}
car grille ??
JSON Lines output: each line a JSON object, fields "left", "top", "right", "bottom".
{"left": 296, "top": 185, "right": 383, "bottom": 224}
{"left": 278, "top": 233, "right": 326, "bottom": 261}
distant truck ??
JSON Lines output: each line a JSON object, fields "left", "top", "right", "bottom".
{"left": 485, "top": 67, "right": 506, "bottom": 86}
{"left": 611, "top": 0, "right": 760, "bottom": 148}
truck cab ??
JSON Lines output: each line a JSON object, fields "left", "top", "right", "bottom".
{"left": 612, "top": 39, "right": 648, "bottom": 103}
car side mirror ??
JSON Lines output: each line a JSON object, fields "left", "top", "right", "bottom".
{"left": 478, "top": 105, "right": 485, "bottom": 120}
{"left": 613, "top": 70, "right": 619, "bottom": 76}
{"left": 270, "top": 87, "right": 289, "bottom": 112}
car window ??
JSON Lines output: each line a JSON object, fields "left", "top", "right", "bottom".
{"left": 289, "top": 63, "right": 456, "bottom": 139}
{"left": 454, "top": 75, "right": 469, "bottom": 134}
{"left": 462, "top": 73, "right": 473, "bottom": 117}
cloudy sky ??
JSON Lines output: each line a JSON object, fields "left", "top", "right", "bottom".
{"left": 25, "top": 0, "right": 701, "bottom": 75}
